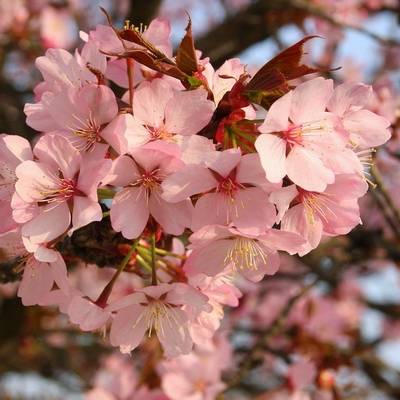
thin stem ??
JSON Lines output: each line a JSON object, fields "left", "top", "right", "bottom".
{"left": 136, "top": 254, "right": 152, "bottom": 273}
{"left": 95, "top": 239, "right": 140, "bottom": 307}
{"left": 150, "top": 232, "right": 157, "bottom": 285}
{"left": 97, "top": 188, "right": 116, "bottom": 199}
{"left": 127, "top": 58, "right": 135, "bottom": 112}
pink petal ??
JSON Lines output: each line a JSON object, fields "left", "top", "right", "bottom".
{"left": 149, "top": 196, "right": 192, "bottom": 235}
{"left": 184, "top": 239, "right": 233, "bottom": 277}
{"left": 261, "top": 229, "right": 306, "bottom": 255}
{"left": 21, "top": 202, "right": 71, "bottom": 244}
{"left": 325, "top": 173, "right": 368, "bottom": 200}
{"left": 33, "top": 134, "right": 81, "bottom": 180}
{"left": 51, "top": 252, "right": 70, "bottom": 293}
{"left": 68, "top": 295, "right": 110, "bottom": 331}
{"left": 157, "top": 307, "right": 192, "bottom": 358}
{"left": 161, "top": 164, "right": 217, "bottom": 202}
{"left": 236, "top": 153, "right": 279, "bottom": 191}
{"left": 281, "top": 204, "right": 322, "bottom": 255}
{"left": 102, "top": 155, "right": 140, "bottom": 186}
{"left": 205, "top": 148, "right": 241, "bottom": 177}
{"left": 254, "top": 134, "right": 286, "bottom": 183}
{"left": 111, "top": 187, "right": 149, "bottom": 239}
{"left": 101, "top": 114, "right": 151, "bottom": 154}
{"left": 259, "top": 91, "right": 292, "bottom": 133}
{"left": 328, "top": 82, "right": 372, "bottom": 116}
{"left": 230, "top": 188, "right": 277, "bottom": 234}
{"left": 344, "top": 109, "right": 391, "bottom": 148}
{"left": 71, "top": 196, "right": 103, "bottom": 233}
{"left": 18, "top": 258, "right": 54, "bottom": 306}
{"left": 15, "top": 160, "right": 59, "bottom": 203}
{"left": 164, "top": 88, "right": 215, "bottom": 136}
{"left": 143, "top": 17, "right": 172, "bottom": 57}
{"left": 110, "top": 305, "right": 147, "bottom": 350}
{"left": 269, "top": 184, "right": 299, "bottom": 222}
{"left": 0, "top": 134, "right": 32, "bottom": 167}
{"left": 0, "top": 201, "right": 18, "bottom": 234}
{"left": 290, "top": 78, "right": 333, "bottom": 125}
{"left": 240, "top": 250, "right": 280, "bottom": 282}
{"left": 77, "top": 158, "right": 112, "bottom": 199}
{"left": 133, "top": 79, "right": 173, "bottom": 127}
{"left": 286, "top": 146, "right": 334, "bottom": 192}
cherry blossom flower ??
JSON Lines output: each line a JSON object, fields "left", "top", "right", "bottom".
{"left": 255, "top": 77, "right": 346, "bottom": 192}
{"left": 35, "top": 83, "right": 118, "bottom": 153}
{"left": 14, "top": 134, "right": 111, "bottom": 245}
{"left": 162, "top": 148, "right": 278, "bottom": 234}
{"left": 185, "top": 225, "right": 305, "bottom": 282}
{"left": 101, "top": 78, "right": 214, "bottom": 159}
{"left": 0, "top": 134, "right": 32, "bottom": 234}
{"left": 108, "top": 283, "right": 210, "bottom": 357}
{"left": 108, "top": 149, "right": 193, "bottom": 239}
{"left": 270, "top": 174, "right": 368, "bottom": 255}
{"left": 328, "top": 81, "right": 391, "bottom": 148}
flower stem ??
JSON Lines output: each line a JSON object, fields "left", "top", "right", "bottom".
{"left": 95, "top": 239, "right": 139, "bottom": 307}
{"left": 97, "top": 188, "right": 116, "bottom": 199}
{"left": 150, "top": 232, "right": 157, "bottom": 285}
{"left": 127, "top": 58, "right": 135, "bottom": 112}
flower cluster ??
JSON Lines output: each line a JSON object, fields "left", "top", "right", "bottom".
{"left": 0, "top": 14, "right": 391, "bottom": 363}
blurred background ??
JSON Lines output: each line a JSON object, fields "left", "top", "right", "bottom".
{"left": 0, "top": 0, "right": 400, "bottom": 399}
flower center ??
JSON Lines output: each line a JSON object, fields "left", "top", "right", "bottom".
{"left": 147, "top": 125, "right": 174, "bottom": 141}
{"left": 71, "top": 112, "right": 102, "bottom": 151}
{"left": 145, "top": 300, "right": 171, "bottom": 337}
{"left": 224, "top": 237, "right": 267, "bottom": 271}
{"left": 282, "top": 119, "right": 333, "bottom": 147}
{"left": 40, "top": 178, "right": 76, "bottom": 203}
{"left": 298, "top": 189, "right": 335, "bottom": 224}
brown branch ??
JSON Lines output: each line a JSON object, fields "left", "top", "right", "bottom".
{"left": 195, "top": 0, "right": 399, "bottom": 67}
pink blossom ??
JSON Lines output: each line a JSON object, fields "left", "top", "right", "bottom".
{"left": 88, "top": 18, "right": 173, "bottom": 88}
{"left": 25, "top": 42, "right": 107, "bottom": 131}
{"left": 40, "top": 6, "right": 77, "bottom": 49}
{"left": 184, "top": 225, "right": 305, "bottom": 282}
{"left": 0, "top": 134, "right": 32, "bottom": 234}
{"left": 271, "top": 174, "right": 368, "bottom": 255}
{"left": 14, "top": 134, "right": 111, "bottom": 244}
{"left": 328, "top": 81, "right": 391, "bottom": 148}
{"left": 255, "top": 77, "right": 346, "bottom": 192}
{"left": 101, "top": 78, "right": 214, "bottom": 157}
{"left": 35, "top": 83, "right": 118, "bottom": 153}
{"left": 18, "top": 251, "right": 69, "bottom": 306}
{"left": 160, "top": 334, "right": 231, "bottom": 400}
{"left": 188, "top": 269, "right": 242, "bottom": 345}
{"left": 68, "top": 294, "right": 111, "bottom": 332}
{"left": 108, "top": 283, "right": 210, "bottom": 357}
{"left": 202, "top": 57, "right": 246, "bottom": 105}
{"left": 108, "top": 149, "right": 192, "bottom": 239}
{"left": 162, "top": 149, "right": 278, "bottom": 234}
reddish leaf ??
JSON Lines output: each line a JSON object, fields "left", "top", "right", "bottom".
{"left": 176, "top": 17, "right": 198, "bottom": 75}
{"left": 103, "top": 48, "right": 188, "bottom": 81}
{"left": 119, "top": 28, "right": 167, "bottom": 60}
{"left": 245, "top": 36, "right": 319, "bottom": 92}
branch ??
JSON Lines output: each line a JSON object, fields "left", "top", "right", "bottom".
{"left": 195, "top": 0, "right": 399, "bottom": 67}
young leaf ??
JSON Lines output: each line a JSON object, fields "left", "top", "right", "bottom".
{"left": 245, "top": 36, "right": 319, "bottom": 92}
{"left": 176, "top": 17, "right": 198, "bottom": 76}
